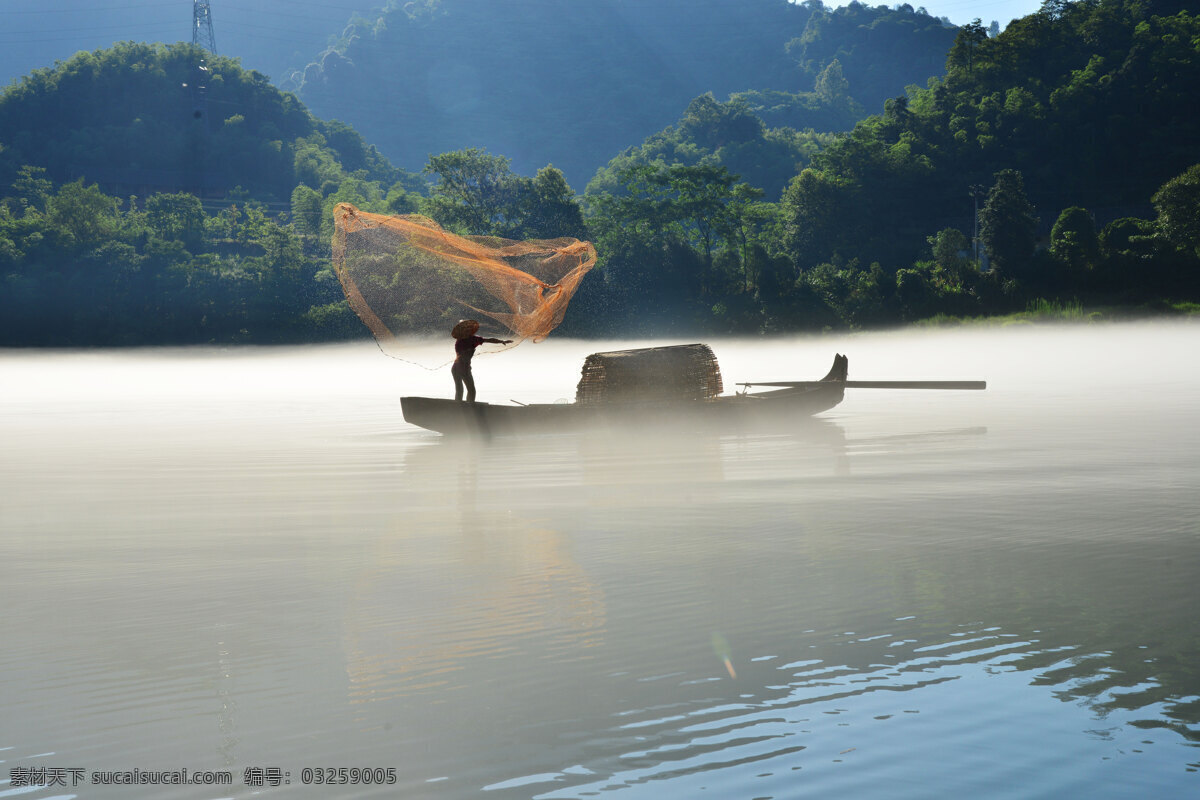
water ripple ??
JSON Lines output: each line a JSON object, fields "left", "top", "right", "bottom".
{"left": 450, "top": 621, "right": 1200, "bottom": 799}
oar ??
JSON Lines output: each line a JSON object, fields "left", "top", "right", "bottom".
{"left": 737, "top": 380, "right": 986, "bottom": 390}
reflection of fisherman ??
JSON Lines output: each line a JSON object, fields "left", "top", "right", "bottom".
{"left": 450, "top": 319, "right": 512, "bottom": 403}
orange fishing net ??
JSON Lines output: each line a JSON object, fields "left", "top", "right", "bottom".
{"left": 331, "top": 203, "right": 596, "bottom": 357}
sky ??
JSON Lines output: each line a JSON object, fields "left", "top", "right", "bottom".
{"left": 831, "top": 0, "right": 1046, "bottom": 27}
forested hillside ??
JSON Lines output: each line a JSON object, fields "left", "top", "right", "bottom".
{"left": 293, "top": 0, "right": 958, "bottom": 186}
{"left": 0, "top": 44, "right": 425, "bottom": 347}
{"left": 0, "top": 42, "right": 423, "bottom": 205}
{"left": 0, "top": 0, "right": 371, "bottom": 93}
{"left": 2, "top": 0, "right": 1198, "bottom": 348}
{"left": 767, "top": 0, "right": 1200, "bottom": 317}
{"left": 567, "top": 0, "right": 1200, "bottom": 333}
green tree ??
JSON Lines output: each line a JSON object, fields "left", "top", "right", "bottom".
{"left": 678, "top": 94, "right": 764, "bottom": 151}
{"left": 947, "top": 19, "right": 989, "bottom": 76}
{"left": 664, "top": 163, "right": 739, "bottom": 273}
{"left": 290, "top": 184, "right": 324, "bottom": 238}
{"left": 979, "top": 169, "right": 1038, "bottom": 279}
{"left": 385, "top": 182, "right": 420, "bottom": 215}
{"left": 1038, "top": 0, "right": 1073, "bottom": 21}
{"left": 813, "top": 59, "right": 851, "bottom": 107}
{"left": 521, "top": 166, "right": 586, "bottom": 240}
{"left": 728, "top": 183, "right": 773, "bottom": 293}
{"left": 293, "top": 134, "right": 344, "bottom": 191}
{"left": 423, "top": 151, "right": 586, "bottom": 240}
{"left": 145, "top": 193, "right": 206, "bottom": 249}
{"left": 587, "top": 93, "right": 829, "bottom": 202}
{"left": 11, "top": 165, "right": 52, "bottom": 211}
{"left": 424, "top": 148, "right": 520, "bottom": 235}
{"left": 925, "top": 227, "right": 977, "bottom": 295}
{"left": 800, "top": 259, "right": 889, "bottom": 328}
{"left": 781, "top": 167, "right": 858, "bottom": 272}
{"left": 46, "top": 179, "right": 121, "bottom": 251}
{"left": 929, "top": 227, "right": 972, "bottom": 273}
{"left": 580, "top": 162, "right": 721, "bottom": 331}
{"left": 1049, "top": 206, "right": 1099, "bottom": 276}
{"left": 1152, "top": 163, "right": 1200, "bottom": 256}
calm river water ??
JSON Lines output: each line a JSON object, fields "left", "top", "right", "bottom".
{"left": 2, "top": 322, "right": 1198, "bottom": 799}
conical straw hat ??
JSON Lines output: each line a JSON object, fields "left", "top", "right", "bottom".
{"left": 451, "top": 319, "right": 481, "bottom": 339}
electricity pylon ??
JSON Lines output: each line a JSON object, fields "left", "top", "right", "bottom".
{"left": 188, "top": 1, "right": 216, "bottom": 195}
{"left": 193, "top": 1, "right": 217, "bottom": 53}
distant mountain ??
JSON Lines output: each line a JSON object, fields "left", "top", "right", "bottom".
{"left": 0, "top": 42, "right": 418, "bottom": 203}
{"left": 585, "top": 93, "right": 841, "bottom": 202}
{"left": 293, "top": 0, "right": 958, "bottom": 187}
{"left": 0, "top": 0, "right": 371, "bottom": 91}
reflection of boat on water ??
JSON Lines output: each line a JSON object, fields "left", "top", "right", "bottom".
{"left": 401, "top": 344, "right": 985, "bottom": 438}
{"left": 401, "top": 409, "right": 853, "bottom": 487}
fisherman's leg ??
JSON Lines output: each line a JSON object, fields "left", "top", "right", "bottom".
{"left": 453, "top": 367, "right": 464, "bottom": 402}
{"left": 464, "top": 370, "right": 476, "bottom": 403}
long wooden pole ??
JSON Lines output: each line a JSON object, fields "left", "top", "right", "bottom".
{"left": 738, "top": 380, "right": 987, "bottom": 390}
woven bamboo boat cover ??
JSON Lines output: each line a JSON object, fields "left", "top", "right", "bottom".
{"left": 575, "top": 344, "right": 723, "bottom": 404}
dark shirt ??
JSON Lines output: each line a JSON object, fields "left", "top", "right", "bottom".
{"left": 454, "top": 335, "right": 485, "bottom": 367}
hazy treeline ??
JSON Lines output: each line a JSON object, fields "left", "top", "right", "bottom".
{"left": 0, "top": 42, "right": 425, "bottom": 346}
{"left": 0, "top": 42, "right": 425, "bottom": 205}
{"left": 766, "top": 0, "right": 1200, "bottom": 328}
{"left": 0, "top": 173, "right": 346, "bottom": 346}
{"left": 396, "top": 0, "right": 1200, "bottom": 336}
{"left": 578, "top": 0, "right": 1200, "bottom": 333}
{"left": 2, "top": 0, "right": 1199, "bottom": 346}
{"left": 0, "top": 0, "right": 371, "bottom": 98}
{"left": 292, "top": 0, "right": 960, "bottom": 186}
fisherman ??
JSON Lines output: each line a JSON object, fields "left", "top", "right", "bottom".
{"left": 451, "top": 319, "right": 512, "bottom": 403}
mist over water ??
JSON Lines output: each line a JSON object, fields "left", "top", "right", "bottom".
{"left": 2, "top": 322, "right": 1198, "bottom": 799}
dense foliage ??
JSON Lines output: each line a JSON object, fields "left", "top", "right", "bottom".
{"left": 0, "top": 42, "right": 422, "bottom": 204}
{"left": 585, "top": 93, "right": 837, "bottom": 202}
{"left": 786, "top": 0, "right": 959, "bottom": 113}
{"left": 3, "top": 1, "right": 1199, "bottom": 347}
{"left": 293, "top": 0, "right": 958, "bottom": 187}
{"left": 562, "top": 0, "right": 1200, "bottom": 335}
{"left": 0, "top": 44, "right": 426, "bottom": 346}
{"left": 761, "top": 0, "right": 1200, "bottom": 328}
{"left": 0, "top": 172, "right": 354, "bottom": 346}
{"left": 0, "top": 0, "right": 371, "bottom": 96}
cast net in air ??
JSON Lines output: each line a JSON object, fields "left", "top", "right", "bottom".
{"left": 331, "top": 203, "right": 597, "bottom": 362}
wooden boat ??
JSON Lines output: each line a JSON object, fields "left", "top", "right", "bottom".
{"left": 400, "top": 345, "right": 985, "bottom": 438}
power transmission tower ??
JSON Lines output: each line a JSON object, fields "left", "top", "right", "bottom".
{"left": 193, "top": 1, "right": 217, "bottom": 53}
{"left": 188, "top": 0, "right": 215, "bottom": 109}
{"left": 188, "top": 1, "right": 216, "bottom": 195}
